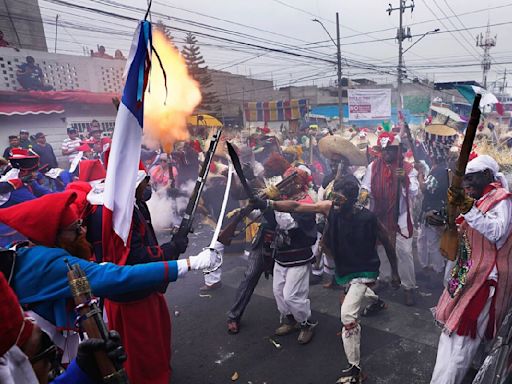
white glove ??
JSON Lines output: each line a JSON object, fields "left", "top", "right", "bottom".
{"left": 189, "top": 248, "right": 215, "bottom": 270}
{"left": 211, "top": 241, "right": 224, "bottom": 254}
{"left": 176, "top": 241, "right": 225, "bottom": 277}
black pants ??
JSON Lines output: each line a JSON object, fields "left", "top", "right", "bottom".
{"left": 227, "top": 246, "right": 273, "bottom": 322}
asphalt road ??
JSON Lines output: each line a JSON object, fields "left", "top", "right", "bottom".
{"left": 159, "top": 226, "right": 447, "bottom": 384}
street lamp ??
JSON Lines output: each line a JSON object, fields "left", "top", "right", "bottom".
{"left": 312, "top": 14, "right": 344, "bottom": 131}
{"left": 403, "top": 28, "right": 440, "bottom": 54}
{"left": 312, "top": 19, "right": 337, "bottom": 48}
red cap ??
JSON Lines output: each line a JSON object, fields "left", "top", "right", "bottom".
{"left": 76, "top": 143, "right": 92, "bottom": 152}
{"left": 66, "top": 181, "right": 93, "bottom": 218}
{"left": 0, "top": 191, "right": 80, "bottom": 246}
{"left": 9, "top": 148, "right": 40, "bottom": 171}
{"left": 78, "top": 160, "right": 106, "bottom": 182}
{"left": 0, "top": 273, "right": 34, "bottom": 355}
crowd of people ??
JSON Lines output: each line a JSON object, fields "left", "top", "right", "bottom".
{"left": 0, "top": 115, "right": 511, "bottom": 384}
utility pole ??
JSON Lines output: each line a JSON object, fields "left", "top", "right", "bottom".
{"left": 387, "top": 1, "right": 414, "bottom": 125}
{"left": 312, "top": 13, "right": 344, "bottom": 131}
{"left": 54, "top": 14, "right": 59, "bottom": 53}
{"left": 476, "top": 24, "right": 497, "bottom": 89}
{"left": 335, "top": 12, "right": 343, "bottom": 132}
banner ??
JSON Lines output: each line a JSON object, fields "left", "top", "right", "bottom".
{"left": 244, "top": 99, "right": 308, "bottom": 122}
{"left": 348, "top": 89, "right": 391, "bottom": 120}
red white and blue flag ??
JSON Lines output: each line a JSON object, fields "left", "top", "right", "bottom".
{"left": 102, "top": 21, "right": 153, "bottom": 265}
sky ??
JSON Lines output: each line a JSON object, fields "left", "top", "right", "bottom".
{"left": 37, "top": 0, "right": 512, "bottom": 92}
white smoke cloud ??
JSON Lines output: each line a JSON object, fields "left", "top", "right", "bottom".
{"left": 146, "top": 180, "right": 196, "bottom": 232}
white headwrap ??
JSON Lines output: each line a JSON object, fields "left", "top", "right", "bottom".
{"left": 465, "top": 154, "right": 509, "bottom": 191}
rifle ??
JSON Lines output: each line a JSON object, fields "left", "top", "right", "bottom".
{"left": 171, "top": 128, "right": 222, "bottom": 257}
{"left": 167, "top": 153, "right": 176, "bottom": 189}
{"left": 394, "top": 144, "right": 403, "bottom": 242}
{"left": 403, "top": 122, "right": 420, "bottom": 163}
{"left": 439, "top": 94, "right": 481, "bottom": 261}
{"left": 217, "top": 171, "right": 298, "bottom": 246}
{"left": 65, "top": 260, "right": 128, "bottom": 384}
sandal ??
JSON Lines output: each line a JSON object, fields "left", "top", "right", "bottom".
{"left": 227, "top": 320, "right": 240, "bottom": 334}
{"left": 362, "top": 299, "right": 386, "bottom": 317}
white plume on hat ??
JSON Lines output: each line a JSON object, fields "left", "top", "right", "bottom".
{"left": 466, "top": 154, "right": 509, "bottom": 191}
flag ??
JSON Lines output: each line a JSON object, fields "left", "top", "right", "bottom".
{"left": 456, "top": 85, "right": 504, "bottom": 116}
{"left": 102, "top": 21, "right": 153, "bottom": 265}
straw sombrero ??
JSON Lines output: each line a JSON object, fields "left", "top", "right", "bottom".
{"left": 350, "top": 131, "right": 378, "bottom": 150}
{"left": 425, "top": 124, "right": 457, "bottom": 137}
{"left": 424, "top": 124, "right": 457, "bottom": 160}
{"left": 318, "top": 135, "right": 367, "bottom": 166}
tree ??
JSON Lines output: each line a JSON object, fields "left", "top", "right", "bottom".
{"left": 154, "top": 20, "right": 175, "bottom": 43}
{"left": 181, "top": 32, "right": 220, "bottom": 115}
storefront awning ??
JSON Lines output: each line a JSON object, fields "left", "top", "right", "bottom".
{"left": 0, "top": 103, "right": 65, "bottom": 116}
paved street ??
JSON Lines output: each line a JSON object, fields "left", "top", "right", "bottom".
{"left": 160, "top": 227, "right": 445, "bottom": 384}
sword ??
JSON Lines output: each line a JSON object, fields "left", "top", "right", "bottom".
{"left": 226, "top": 141, "right": 254, "bottom": 199}
{"left": 203, "top": 162, "right": 233, "bottom": 274}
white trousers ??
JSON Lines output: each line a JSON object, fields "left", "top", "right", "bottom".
{"left": 417, "top": 222, "right": 445, "bottom": 273}
{"left": 377, "top": 234, "right": 416, "bottom": 290}
{"left": 311, "top": 233, "right": 324, "bottom": 277}
{"left": 273, "top": 263, "right": 311, "bottom": 323}
{"left": 340, "top": 283, "right": 379, "bottom": 367}
{"left": 430, "top": 286, "right": 495, "bottom": 384}
{"left": 322, "top": 253, "right": 336, "bottom": 276}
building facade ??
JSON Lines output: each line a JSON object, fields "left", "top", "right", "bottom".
{"left": 0, "top": 0, "right": 48, "bottom": 51}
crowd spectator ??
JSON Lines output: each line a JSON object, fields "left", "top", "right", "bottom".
{"left": 19, "top": 129, "right": 32, "bottom": 148}
{"left": 2, "top": 135, "right": 21, "bottom": 159}
{"left": 115, "top": 49, "right": 125, "bottom": 59}
{"left": 0, "top": 30, "right": 9, "bottom": 47}
{"left": 61, "top": 127, "right": 82, "bottom": 163}
{"left": 89, "top": 120, "right": 102, "bottom": 140}
{"left": 91, "top": 45, "right": 113, "bottom": 59}
{"left": 16, "top": 56, "right": 54, "bottom": 91}
{"left": 32, "top": 132, "right": 58, "bottom": 171}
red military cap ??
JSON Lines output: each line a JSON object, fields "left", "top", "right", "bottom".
{"left": 0, "top": 191, "right": 82, "bottom": 247}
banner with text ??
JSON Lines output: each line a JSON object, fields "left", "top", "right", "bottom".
{"left": 348, "top": 89, "right": 391, "bottom": 120}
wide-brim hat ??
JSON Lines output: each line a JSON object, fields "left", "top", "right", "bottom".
{"left": 350, "top": 131, "right": 378, "bottom": 150}
{"left": 424, "top": 124, "right": 457, "bottom": 159}
{"left": 425, "top": 124, "right": 457, "bottom": 138}
{"left": 318, "top": 135, "right": 368, "bottom": 166}
{"left": 9, "top": 148, "right": 39, "bottom": 170}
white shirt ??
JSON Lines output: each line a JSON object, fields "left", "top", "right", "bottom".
{"left": 361, "top": 161, "right": 419, "bottom": 237}
{"left": 463, "top": 196, "right": 512, "bottom": 250}
{"left": 61, "top": 137, "right": 81, "bottom": 162}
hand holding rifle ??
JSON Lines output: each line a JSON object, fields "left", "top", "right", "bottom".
{"left": 439, "top": 94, "right": 481, "bottom": 261}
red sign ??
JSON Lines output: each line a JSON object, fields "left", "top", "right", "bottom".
{"left": 349, "top": 104, "right": 371, "bottom": 113}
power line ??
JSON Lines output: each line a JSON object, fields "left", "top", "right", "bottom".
{"left": 337, "top": 2, "right": 512, "bottom": 40}
{"left": 429, "top": 0, "right": 481, "bottom": 60}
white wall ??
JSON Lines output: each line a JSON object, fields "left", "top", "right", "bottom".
{"left": 0, "top": 47, "right": 125, "bottom": 93}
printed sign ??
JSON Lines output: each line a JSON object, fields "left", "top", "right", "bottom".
{"left": 348, "top": 89, "right": 391, "bottom": 120}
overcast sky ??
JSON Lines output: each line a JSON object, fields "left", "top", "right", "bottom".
{"left": 39, "top": 0, "right": 512, "bottom": 91}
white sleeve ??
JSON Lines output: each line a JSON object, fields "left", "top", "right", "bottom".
{"left": 360, "top": 162, "right": 373, "bottom": 193}
{"left": 406, "top": 167, "right": 419, "bottom": 198}
{"left": 177, "top": 259, "right": 188, "bottom": 277}
{"left": 275, "top": 211, "right": 298, "bottom": 230}
{"left": 463, "top": 198, "right": 512, "bottom": 247}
